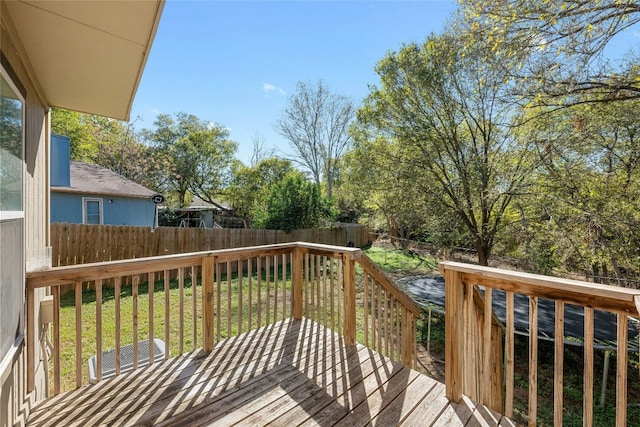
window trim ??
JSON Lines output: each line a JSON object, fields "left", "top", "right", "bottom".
{"left": 82, "top": 197, "right": 104, "bottom": 225}
{"left": 0, "top": 63, "right": 25, "bottom": 221}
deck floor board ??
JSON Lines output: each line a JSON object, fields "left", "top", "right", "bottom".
{"left": 27, "top": 318, "right": 511, "bottom": 427}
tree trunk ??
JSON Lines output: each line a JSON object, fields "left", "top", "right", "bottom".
{"left": 475, "top": 241, "right": 490, "bottom": 266}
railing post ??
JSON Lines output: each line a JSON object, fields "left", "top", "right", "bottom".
{"left": 343, "top": 253, "right": 357, "bottom": 346}
{"left": 202, "top": 255, "right": 215, "bottom": 352}
{"left": 27, "top": 287, "right": 35, "bottom": 392}
{"left": 292, "top": 247, "right": 303, "bottom": 320}
{"left": 443, "top": 267, "right": 464, "bottom": 403}
{"left": 401, "top": 308, "right": 414, "bottom": 367}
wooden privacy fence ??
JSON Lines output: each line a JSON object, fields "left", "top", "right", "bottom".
{"left": 51, "top": 223, "right": 369, "bottom": 267}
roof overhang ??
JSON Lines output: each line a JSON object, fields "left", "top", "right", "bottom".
{"left": 3, "top": 0, "right": 164, "bottom": 120}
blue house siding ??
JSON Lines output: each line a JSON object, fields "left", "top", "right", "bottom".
{"left": 51, "top": 193, "right": 156, "bottom": 227}
{"left": 50, "top": 134, "right": 71, "bottom": 187}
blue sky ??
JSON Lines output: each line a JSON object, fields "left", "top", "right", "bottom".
{"left": 130, "top": 0, "right": 458, "bottom": 163}
{"left": 130, "top": 1, "right": 640, "bottom": 164}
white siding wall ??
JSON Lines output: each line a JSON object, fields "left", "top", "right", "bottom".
{"left": 1, "top": 8, "right": 51, "bottom": 425}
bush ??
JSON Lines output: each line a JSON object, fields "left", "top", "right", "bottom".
{"left": 252, "top": 173, "right": 332, "bottom": 232}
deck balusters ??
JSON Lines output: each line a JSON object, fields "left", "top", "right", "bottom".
{"left": 26, "top": 243, "right": 418, "bottom": 396}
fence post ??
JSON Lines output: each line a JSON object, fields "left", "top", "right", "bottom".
{"left": 343, "top": 253, "right": 357, "bottom": 346}
{"left": 443, "top": 267, "right": 464, "bottom": 403}
{"left": 202, "top": 255, "right": 215, "bottom": 352}
{"left": 292, "top": 246, "right": 303, "bottom": 320}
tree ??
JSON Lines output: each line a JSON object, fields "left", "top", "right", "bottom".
{"left": 227, "top": 157, "right": 295, "bottom": 220}
{"left": 51, "top": 108, "right": 128, "bottom": 162}
{"left": 275, "top": 80, "right": 355, "bottom": 199}
{"left": 516, "top": 97, "right": 640, "bottom": 278}
{"left": 356, "top": 30, "right": 537, "bottom": 265}
{"left": 252, "top": 172, "right": 330, "bottom": 232}
{"left": 143, "top": 112, "right": 238, "bottom": 207}
{"left": 343, "top": 132, "right": 468, "bottom": 247}
{"left": 460, "top": 0, "right": 640, "bottom": 107}
{"left": 94, "top": 125, "right": 165, "bottom": 192}
{"left": 249, "top": 132, "right": 275, "bottom": 166}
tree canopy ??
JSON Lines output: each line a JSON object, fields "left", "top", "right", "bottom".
{"left": 275, "top": 80, "right": 355, "bottom": 199}
{"left": 143, "top": 112, "right": 238, "bottom": 207}
{"left": 460, "top": 0, "right": 640, "bottom": 107}
{"left": 353, "top": 29, "right": 538, "bottom": 265}
{"left": 227, "top": 157, "right": 295, "bottom": 220}
{"left": 251, "top": 172, "right": 331, "bottom": 232}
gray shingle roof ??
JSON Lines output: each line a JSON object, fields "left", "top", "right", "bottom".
{"left": 51, "top": 161, "right": 156, "bottom": 199}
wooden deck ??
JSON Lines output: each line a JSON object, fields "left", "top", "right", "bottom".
{"left": 26, "top": 318, "right": 514, "bottom": 426}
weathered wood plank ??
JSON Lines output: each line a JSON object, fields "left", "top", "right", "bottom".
{"left": 529, "top": 296, "right": 538, "bottom": 426}
{"left": 275, "top": 348, "right": 391, "bottom": 426}
{"left": 29, "top": 319, "right": 319, "bottom": 425}
{"left": 330, "top": 368, "right": 423, "bottom": 427}
{"left": 27, "top": 318, "right": 509, "bottom": 427}
{"left": 74, "top": 282, "right": 82, "bottom": 389}
{"left": 428, "top": 392, "right": 477, "bottom": 427}
{"left": 616, "top": 314, "right": 628, "bottom": 427}
{"left": 504, "top": 291, "right": 514, "bottom": 419}
{"left": 191, "top": 343, "right": 373, "bottom": 426}
{"left": 369, "top": 372, "right": 440, "bottom": 426}
{"left": 445, "top": 269, "right": 464, "bottom": 403}
{"left": 554, "top": 301, "right": 564, "bottom": 427}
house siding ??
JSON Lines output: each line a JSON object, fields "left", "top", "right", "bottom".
{"left": 52, "top": 192, "right": 157, "bottom": 227}
{"left": 1, "top": 8, "right": 50, "bottom": 426}
{"left": 50, "top": 134, "right": 70, "bottom": 187}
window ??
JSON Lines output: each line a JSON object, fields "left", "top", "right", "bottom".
{"left": 0, "top": 65, "right": 24, "bottom": 218}
{"left": 0, "top": 62, "right": 25, "bottom": 362}
{"left": 83, "top": 197, "right": 103, "bottom": 224}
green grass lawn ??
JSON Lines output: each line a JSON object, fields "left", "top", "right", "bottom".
{"left": 363, "top": 245, "right": 438, "bottom": 278}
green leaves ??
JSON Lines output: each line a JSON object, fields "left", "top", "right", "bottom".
{"left": 251, "top": 172, "right": 331, "bottom": 232}
{"left": 350, "top": 29, "right": 537, "bottom": 265}
{"left": 143, "top": 112, "right": 237, "bottom": 208}
{"left": 227, "top": 158, "right": 295, "bottom": 219}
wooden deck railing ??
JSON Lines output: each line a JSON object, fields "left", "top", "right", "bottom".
{"left": 25, "top": 242, "right": 419, "bottom": 395}
{"left": 356, "top": 254, "right": 421, "bottom": 368}
{"left": 440, "top": 261, "right": 640, "bottom": 426}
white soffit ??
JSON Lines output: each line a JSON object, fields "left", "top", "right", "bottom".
{"left": 4, "top": 0, "right": 164, "bottom": 121}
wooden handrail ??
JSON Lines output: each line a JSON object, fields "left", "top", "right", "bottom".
{"left": 440, "top": 261, "right": 640, "bottom": 316}
{"left": 356, "top": 254, "right": 421, "bottom": 317}
{"left": 26, "top": 242, "right": 361, "bottom": 288}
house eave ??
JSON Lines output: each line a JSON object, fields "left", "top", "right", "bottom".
{"left": 51, "top": 187, "right": 154, "bottom": 200}
{"left": 2, "top": 0, "right": 165, "bottom": 121}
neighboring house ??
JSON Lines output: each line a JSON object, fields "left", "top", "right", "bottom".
{"left": 173, "top": 197, "right": 233, "bottom": 228}
{"left": 50, "top": 134, "right": 160, "bottom": 228}
{"left": 0, "top": 2, "right": 163, "bottom": 426}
